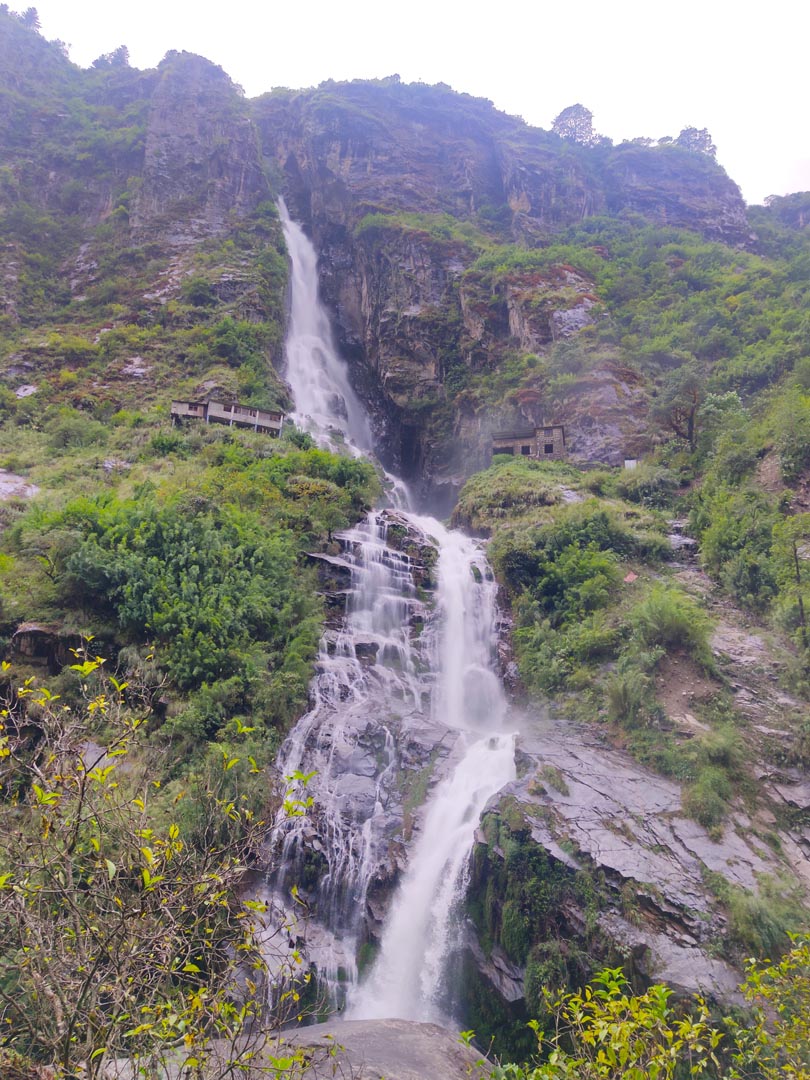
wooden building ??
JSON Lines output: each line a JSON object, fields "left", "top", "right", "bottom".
{"left": 492, "top": 424, "right": 566, "bottom": 460}
{"left": 170, "top": 400, "right": 284, "bottom": 436}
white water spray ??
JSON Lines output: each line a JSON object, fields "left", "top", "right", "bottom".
{"left": 273, "top": 201, "right": 515, "bottom": 1023}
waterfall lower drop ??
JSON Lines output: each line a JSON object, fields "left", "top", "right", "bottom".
{"left": 272, "top": 200, "right": 515, "bottom": 1024}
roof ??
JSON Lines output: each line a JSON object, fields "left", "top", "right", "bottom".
{"left": 492, "top": 424, "right": 565, "bottom": 440}
{"left": 492, "top": 429, "right": 537, "bottom": 440}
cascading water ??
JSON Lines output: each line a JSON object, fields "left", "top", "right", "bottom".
{"left": 269, "top": 198, "right": 515, "bottom": 1023}
{"left": 278, "top": 200, "right": 372, "bottom": 455}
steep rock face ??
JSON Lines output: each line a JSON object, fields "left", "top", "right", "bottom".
{"left": 132, "top": 53, "right": 269, "bottom": 245}
{"left": 600, "top": 143, "right": 753, "bottom": 244}
{"left": 461, "top": 714, "right": 784, "bottom": 1053}
{"left": 256, "top": 81, "right": 749, "bottom": 245}
{"left": 253, "top": 80, "right": 747, "bottom": 497}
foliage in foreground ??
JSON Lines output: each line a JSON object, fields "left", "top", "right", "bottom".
{"left": 488, "top": 949, "right": 810, "bottom": 1080}
{"left": 0, "top": 656, "right": 313, "bottom": 1079}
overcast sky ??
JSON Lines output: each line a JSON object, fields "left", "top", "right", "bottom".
{"left": 28, "top": 0, "right": 810, "bottom": 206}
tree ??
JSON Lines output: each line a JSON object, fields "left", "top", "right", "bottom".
{"left": 20, "top": 6, "right": 39, "bottom": 28}
{"left": 92, "top": 45, "right": 130, "bottom": 69}
{"left": 651, "top": 361, "right": 704, "bottom": 450}
{"left": 675, "top": 127, "right": 717, "bottom": 157}
{"left": 772, "top": 514, "right": 810, "bottom": 651}
{"left": 729, "top": 939, "right": 810, "bottom": 1079}
{"left": 551, "top": 104, "right": 599, "bottom": 147}
{"left": 0, "top": 653, "right": 310, "bottom": 1078}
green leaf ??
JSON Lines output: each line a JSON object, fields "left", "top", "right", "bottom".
{"left": 32, "top": 783, "right": 61, "bottom": 806}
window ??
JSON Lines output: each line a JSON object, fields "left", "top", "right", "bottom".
{"left": 544, "top": 427, "right": 553, "bottom": 438}
{"left": 544, "top": 444, "right": 554, "bottom": 454}
{"left": 521, "top": 445, "right": 531, "bottom": 455}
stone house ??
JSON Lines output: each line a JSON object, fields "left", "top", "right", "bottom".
{"left": 170, "top": 400, "right": 284, "bottom": 436}
{"left": 492, "top": 424, "right": 566, "bottom": 460}
{"left": 10, "top": 623, "right": 81, "bottom": 674}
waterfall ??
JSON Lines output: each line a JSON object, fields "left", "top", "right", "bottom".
{"left": 278, "top": 199, "right": 372, "bottom": 455}
{"left": 270, "top": 199, "right": 515, "bottom": 1023}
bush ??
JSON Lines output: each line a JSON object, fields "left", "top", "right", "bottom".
{"left": 694, "top": 486, "right": 778, "bottom": 610}
{"left": 628, "top": 584, "right": 713, "bottom": 669}
{"left": 0, "top": 661, "right": 307, "bottom": 1078}
{"left": 775, "top": 387, "right": 810, "bottom": 483}
{"left": 682, "top": 766, "right": 731, "bottom": 830}
{"left": 725, "top": 876, "right": 808, "bottom": 958}
{"left": 149, "top": 429, "right": 188, "bottom": 457}
{"left": 45, "top": 408, "right": 108, "bottom": 449}
{"left": 613, "top": 464, "right": 678, "bottom": 507}
{"left": 493, "top": 945, "right": 810, "bottom": 1080}
{"left": 524, "top": 941, "right": 567, "bottom": 1017}
{"left": 501, "top": 899, "right": 532, "bottom": 963}
{"left": 607, "top": 667, "right": 652, "bottom": 728}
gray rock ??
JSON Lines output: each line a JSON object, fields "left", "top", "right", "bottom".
{"left": 0, "top": 469, "right": 39, "bottom": 500}
{"left": 469, "top": 713, "right": 807, "bottom": 1009}
{"left": 289, "top": 1018, "right": 488, "bottom": 1080}
{"left": 101, "top": 1020, "right": 488, "bottom": 1080}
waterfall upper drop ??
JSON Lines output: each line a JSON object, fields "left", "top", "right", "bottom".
{"left": 278, "top": 198, "right": 372, "bottom": 454}
{"left": 271, "top": 200, "right": 515, "bottom": 1025}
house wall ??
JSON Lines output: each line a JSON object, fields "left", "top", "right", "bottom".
{"left": 170, "top": 401, "right": 283, "bottom": 435}
{"left": 492, "top": 426, "right": 566, "bottom": 460}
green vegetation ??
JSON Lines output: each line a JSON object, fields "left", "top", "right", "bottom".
{"left": 466, "top": 802, "right": 610, "bottom": 1060}
{"left": 2, "top": 432, "right": 379, "bottom": 766}
{"left": 453, "top": 458, "right": 766, "bottom": 839}
{"left": 488, "top": 945, "right": 810, "bottom": 1079}
{"left": 0, "top": 656, "right": 317, "bottom": 1079}
{"left": 355, "top": 210, "right": 491, "bottom": 249}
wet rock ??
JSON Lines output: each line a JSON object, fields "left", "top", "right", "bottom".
{"left": 354, "top": 641, "right": 379, "bottom": 666}
{"left": 597, "top": 912, "right": 742, "bottom": 1001}
{"left": 466, "top": 935, "right": 524, "bottom": 1002}
{"left": 468, "top": 714, "right": 807, "bottom": 1010}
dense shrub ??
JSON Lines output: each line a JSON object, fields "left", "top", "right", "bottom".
{"left": 606, "top": 667, "right": 652, "bottom": 728}
{"left": 682, "top": 766, "right": 732, "bottom": 830}
{"left": 628, "top": 584, "right": 713, "bottom": 669}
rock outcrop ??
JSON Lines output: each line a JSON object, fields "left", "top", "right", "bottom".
{"left": 0, "top": 21, "right": 752, "bottom": 497}
{"left": 252, "top": 79, "right": 748, "bottom": 500}
{"left": 288, "top": 1018, "right": 487, "bottom": 1080}
{"left": 133, "top": 52, "right": 269, "bottom": 245}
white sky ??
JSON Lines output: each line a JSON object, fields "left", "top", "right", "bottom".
{"left": 29, "top": 0, "right": 810, "bottom": 206}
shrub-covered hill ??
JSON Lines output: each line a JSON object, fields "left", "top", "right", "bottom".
{"left": 451, "top": 454, "right": 809, "bottom": 1058}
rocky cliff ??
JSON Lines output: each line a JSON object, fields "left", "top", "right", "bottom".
{"left": 248, "top": 79, "right": 750, "bottom": 500}
{"left": 0, "top": 21, "right": 756, "bottom": 501}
